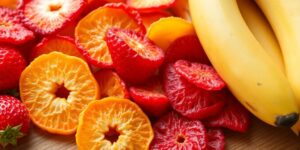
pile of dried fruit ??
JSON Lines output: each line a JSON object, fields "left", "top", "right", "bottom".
{"left": 0, "top": 0, "right": 251, "bottom": 149}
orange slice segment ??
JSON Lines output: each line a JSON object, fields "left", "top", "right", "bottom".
{"left": 94, "top": 70, "right": 129, "bottom": 99}
{"left": 76, "top": 97, "right": 153, "bottom": 150}
{"left": 147, "top": 17, "right": 195, "bottom": 52}
{"left": 75, "top": 3, "right": 145, "bottom": 68}
{"left": 20, "top": 52, "right": 99, "bottom": 135}
{"left": 0, "top": 0, "right": 22, "bottom": 9}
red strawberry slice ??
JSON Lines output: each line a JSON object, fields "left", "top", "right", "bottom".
{"left": 22, "top": 0, "right": 86, "bottom": 35}
{"left": 0, "top": 46, "right": 26, "bottom": 91}
{"left": 105, "top": 28, "right": 164, "bottom": 84}
{"left": 204, "top": 92, "right": 251, "bottom": 133}
{"left": 129, "top": 77, "right": 170, "bottom": 117}
{"left": 163, "top": 64, "right": 225, "bottom": 119}
{"left": 174, "top": 60, "right": 226, "bottom": 91}
{"left": 0, "top": 7, "right": 34, "bottom": 45}
{"left": 207, "top": 128, "right": 225, "bottom": 150}
{"left": 165, "top": 35, "right": 211, "bottom": 64}
{"left": 127, "top": 0, "right": 175, "bottom": 12}
{"left": 30, "top": 35, "right": 85, "bottom": 61}
{"left": 150, "top": 112, "right": 207, "bottom": 150}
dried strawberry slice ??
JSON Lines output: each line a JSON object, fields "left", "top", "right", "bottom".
{"left": 207, "top": 128, "right": 225, "bottom": 150}
{"left": 163, "top": 64, "right": 225, "bottom": 119}
{"left": 150, "top": 112, "right": 207, "bottom": 150}
{"left": 174, "top": 60, "right": 226, "bottom": 91}
{"left": 127, "top": 0, "right": 176, "bottom": 12}
{"left": 0, "top": 7, "right": 34, "bottom": 45}
{"left": 204, "top": 92, "right": 251, "bottom": 133}
{"left": 30, "top": 35, "right": 85, "bottom": 61}
{"left": 76, "top": 3, "right": 146, "bottom": 68}
{"left": 105, "top": 28, "right": 164, "bottom": 84}
{"left": 22, "top": 0, "right": 86, "bottom": 35}
{"left": 165, "top": 35, "right": 210, "bottom": 64}
{"left": 129, "top": 77, "right": 170, "bottom": 117}
{"left": 141, "top": 11, "right": 171, "bottom": 29}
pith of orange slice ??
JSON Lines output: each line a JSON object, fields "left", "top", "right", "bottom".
{"left": 75, "top": 3, "right": 145, "bottom": 68}
{"left": 20, "top": 52, "right": 99, "bottom": 135}
{"left": 76, "top": 97, "right": 154, "bottom": 150}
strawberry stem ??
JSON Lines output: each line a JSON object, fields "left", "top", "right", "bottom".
{"left": 0, "top": 125, "right": 23, "bottom": 148}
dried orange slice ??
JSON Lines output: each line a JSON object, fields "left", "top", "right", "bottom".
{"left": 0, "top": 0, "right": 22, "bottom": 9}
{"left": 20, "top": 52, "right": 99, "bottom": 135}
{"left": 75, "top": 3, "right": 145, "bottom": 68}
{"left": 30, "top": 35, "right": 85, "bottom": 61}
{"left": 76, "top": 97, "right": 153, "bottom": 150}
{"left": 147, "top": 17, "right": 195, "bottom": 52}
{"left": 94, "top": 70, "right": 129, "bottom": 99}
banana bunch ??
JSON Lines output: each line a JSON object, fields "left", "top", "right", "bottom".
{"left": 189, "top": 0, "right": 300, "bottom": 129}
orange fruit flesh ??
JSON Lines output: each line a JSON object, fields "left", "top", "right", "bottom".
{"left": 76, "top": 97, "right": 153, "bottom": 150}
{"left": 20, "top": 52, "right": 99, "bottom": 135}
{"left": 31, "top": 36, "right": 85, "bottom": 61}
{"left": 147, "top": 17, "right": 195, "bottom": 52}
{"left": 95, "top": 70, "right": 128, "bottom": 98}
{"left": 0, "top": 0, "right": 21, "bottom": 9}
{"left": 75, "top": 7, "right": 143, "bottom": 67}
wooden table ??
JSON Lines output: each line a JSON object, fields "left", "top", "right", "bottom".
{"left": 13, "top": 117, "right": 300, "bottom": 150}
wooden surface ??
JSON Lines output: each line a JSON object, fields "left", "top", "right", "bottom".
{"left": 10, "top": 117, "right": 300, "bottom": 150}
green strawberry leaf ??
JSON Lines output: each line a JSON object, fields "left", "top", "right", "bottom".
{"left": 0, "top": 125, "right": 23, "bottom": 148}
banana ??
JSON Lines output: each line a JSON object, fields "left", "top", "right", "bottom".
{"left": 189, "top": 0, "right": 299, "bottom": 127}
{"left": 255, "top": 0, "right": 300, "bottom": 134}
{"left": 237, "top": 0, "right": 285, "bottom": 72}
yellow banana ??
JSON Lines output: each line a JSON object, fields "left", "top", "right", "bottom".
{"left": 237, "top": 0, "right": 285, "bottom": 72}
{"left": 189, "top": 0, "right": 299, "bottom": 127}
{"left": 255, "top": 0, "right": 300, "bottom": 134}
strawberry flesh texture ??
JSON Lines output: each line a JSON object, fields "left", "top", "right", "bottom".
{"left": 106, "top": 28, "right": 164, "bottom": 84}
{"left": 174, "top": 60, "right": 226, "bottom": 91}
{"left": 204, "top": 92, "right": 251, "bottom": 133}
{"left": 0, "top": 46, "right": 26, "bottom": 91}
{"left": 165, "top": 35, "right": 210, "bottom": 65}
{"left": 0, "top": 7, "right": 34, "bottom": 45}
{"left": 207, "top": 128, "right": 225, "bottom": 150}
{"left": 22, "top": 0, "right": 86, "bottom": 35}
{"left": 129, "top": 77, "right": 170, "bottom": 117}
{"left": 163, "top": 64, "right": 225, "bottom": 119}
{"left": 30, "top": 35, "right": 85, "bottom": 61}
{"left": 127, "top": 0, "right": 176, "bottom": 12}
{"left": 150, "top": 112, "right": 207, "bottom": 150}
{"left": 0, "top": 95, "right": 30, "bottom": 147}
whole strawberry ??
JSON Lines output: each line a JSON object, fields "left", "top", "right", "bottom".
{"left": 0, "top": 46, "right": 26, "bottom": 91}
{"left": 0, "top": 95, "right": 30, "bottom": 148}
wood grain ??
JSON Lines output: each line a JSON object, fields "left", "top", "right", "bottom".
{"left": 9, "top": 117, "right": 300, "bottom": 150}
